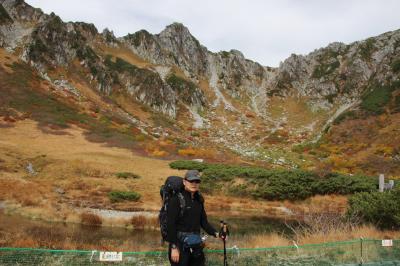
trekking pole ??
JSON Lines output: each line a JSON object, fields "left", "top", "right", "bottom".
{"left": 220, "top": 221, "right": 229, "bottom": 266}
{"left": 223, "top": 237, "right": 227, "bottom": 266}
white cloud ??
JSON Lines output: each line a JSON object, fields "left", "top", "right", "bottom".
{"left": 25, "top": 0, "right": 400, "bottom": 66}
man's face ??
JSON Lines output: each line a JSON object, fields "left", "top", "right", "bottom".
{"left": 183, "top": 179, "right": 200, "bottom": 193}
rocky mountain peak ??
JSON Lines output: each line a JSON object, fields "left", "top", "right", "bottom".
{"left": 1, "top": 0, "right": 44, "bottom": 23}
{"left": 159, "top": 22, "right": 191, "bottom": 38}
{"left": 156, "top": 22, "right": 208, "bottom": 75}
{"left": 229, "top": 49, "right": 245, "bottom": 59}
{"left": 102, "top": 27, "right": 116, "bottom": 44}
{"left": 157, "top": 22, "right": 202, "bottom": 51}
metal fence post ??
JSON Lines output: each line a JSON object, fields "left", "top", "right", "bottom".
{"left": 360, "top": 237, "right": 364, "bottom": 266}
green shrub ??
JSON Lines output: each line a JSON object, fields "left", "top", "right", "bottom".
{"left": 46, "top": 15, "right": 64, "bottom": 32}
{"left": 333, "top": 111, "right": 358, "bottom": 125}
{"left": 359, "top": 38, "right": 376, "bottom": 61}
{"left": 169, "top": 160, "right": 207, "bottom": 171}
{"left": 115, "top": 172, "right": 141, "bottom": 179}
{"left": 291, "top": 142, "right": 319, "bottom": 153}
{"left": 105, "top": 56, "right": 138, "bottom": 73}
{"left": 170, "top": 160, "right": 376, "bottom": 201}
{"left": 325, "top": 93, "right": 337, "bottom": 104}
{"left": 347, "top": 187, "right": 400, "bottom": 229}
{"left": 395, "top": 95, "right": 400, "bottom": 110}
{"left": 76, "top": 46, "right": 98, "bottom": 62}
{"left": 108, "top": 191, "right": 141, "bottom": 202}
{"left": 0, "top": 5, "right": 12, "bottom": 23}
{"left": 28, "top": 38, "right": 48, "bottom": 61}
{"left": 233, "top": 73, "right": 242, "bottom": 86}
{"left": 361, "top": 84, "right": 393, "bottom": 114}
{"left": 312, "top": 61, "right": 340, "bottom": 79}
{"left": 166, "top": 74, "right": 198, "bottom": 95}
{"left": 220, "top": 51, "right": 230, "bottom": 58}
{"left": 391, "top": 59, "right": 400, "bottom": 73}
{"left": 312, "top": 173, "right": 376, "bottom": 195}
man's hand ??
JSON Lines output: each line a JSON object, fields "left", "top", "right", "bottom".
{"left": 171, "top": 247, "right": 180, "bottom": 263}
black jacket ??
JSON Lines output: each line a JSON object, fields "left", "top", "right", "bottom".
{"left": 166, "top": 190, "right": 217, "bottom": 245}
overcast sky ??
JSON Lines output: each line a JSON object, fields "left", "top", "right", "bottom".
{"left": 25, "top": 0, "right": 400, "bottom": 67}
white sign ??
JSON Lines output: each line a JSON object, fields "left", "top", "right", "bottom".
{"left": 99, "top": 252, "right": 123, "bottom": 262}
{"left": 382, "top": 240, "right": 393, "bottom": 247}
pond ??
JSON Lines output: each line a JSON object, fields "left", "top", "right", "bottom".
{"left": 0, "top": 209, "right": 295, "bottom": 251}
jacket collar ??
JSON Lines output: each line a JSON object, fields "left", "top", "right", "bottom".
{"left": 182, "top": 189, "right": 199, "bottom": 199}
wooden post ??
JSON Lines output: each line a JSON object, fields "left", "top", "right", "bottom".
{"left": 389, "top": 180, "right": 394, "bottom": 190}
{"left": 379, "top": 174, "right": 385, "bottom": 192}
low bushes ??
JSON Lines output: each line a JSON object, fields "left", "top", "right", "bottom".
{"left": 360, "top": 80, "right": 399, "bottom": 115}
{"left": 115, "top": 172, "right": 141, "bottom": 179}
{"left": 391, "top": 59, "right": 400, "bottom": 73}
{"left": 131, "top": 215, "right": 159, "bottom": 229}
{"left": 170, "top": 160, "right": 377, "bottom": 200}
{"left": 80, "top": 212, "right": 102, "bottom": 226}
{"left": 359, "top": 38, "right": 376, "bottom": 61}
{"left": 347, "top": 187, "right": 400, "bottom": 229}
{"left": 108, "top": 191, "right": 141, "bottom": 202}
{"left": 169, "top": 160, "right": 208, "bottom": 171}
{"left": 0, "top": 5, "right": 12, "bottom": 23}
{"left": 166, "top": 74, "right": 197, "bottom": 94}
{"left": 312, "top": 60, "right": 340, "bottom": 79}
{"left": 105, "top": 55, "right": 138, "bottom": 74}
{"left": 333, "top": 110, "right": 359, "bottom": 125}
{"left": 361, "top": 84, "right": 393, "bottom": 114}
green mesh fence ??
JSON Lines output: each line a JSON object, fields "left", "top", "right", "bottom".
{"left": 1, "top": 239, "right": 399, "bottom": 265}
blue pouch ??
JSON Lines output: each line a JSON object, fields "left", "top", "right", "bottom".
{"left": 182, "top": 234, "right": 203, "bottom": 249}
{"left": 182, "top": 234, "right": 203, "bottom": 257}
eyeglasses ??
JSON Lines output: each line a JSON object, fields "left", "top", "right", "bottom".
{"left": 185, "top": 179, "right": 201, "bottom": 184}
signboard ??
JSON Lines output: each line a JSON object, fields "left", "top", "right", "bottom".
{"left": 382, "top": 240, "right": 393, "bottom": 247}
{"left": 99, "top": 252, "right": 123, "bottom": 262}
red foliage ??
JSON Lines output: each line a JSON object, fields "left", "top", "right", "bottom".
{"left": 3, "top": 116, "right": 16, "bottom": 123}
{"left": 245, "top": 113, "right": 255, "bottom": 118}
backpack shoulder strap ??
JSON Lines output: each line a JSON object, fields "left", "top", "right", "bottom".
{"left": 177, "top": 192, "right": 186, "bottom": 217}
{"left": 197, "top": 192, "right": 204, "bottom": 205}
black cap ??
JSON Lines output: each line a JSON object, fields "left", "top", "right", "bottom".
{"left": 184, "top": 170, "right": 201, "bottom": 181}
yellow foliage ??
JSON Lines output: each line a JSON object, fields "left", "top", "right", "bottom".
{"left": 327, "top": 155, "right": 355, "bottom": 170}
{"left": 177, "top": 147, "right": 217, "bottom": 158}
{"left": 151, "top": 149, "right": 168, "bottom": 157}
{"left": 134, "top": 134, "right": 146, "bottom": 141}
{"left": 323, "top": 145, "right": 341, "bottom": 154}
{"left": 159, "top": 140, "right": 172, "bottom": 146}
{"left": 196, "top": 148, "right": 217, "bottom": 158}
{"left": 178, "top": 147, "right": 197, "bottom": 156}
{"left": 374, "top": 144, "right": 393, "bottom": 156}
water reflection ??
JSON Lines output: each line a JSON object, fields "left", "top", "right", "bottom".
{"left": 0, "top": 210, "right": 161, "bottom": 250}
{"left": 0, "top": 210, "right": 295, "bottom": 251}
{"left": 208, "top": 216, "right": 293, "bottom": 236}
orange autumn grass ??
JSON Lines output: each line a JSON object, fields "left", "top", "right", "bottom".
{"left": 242, "top": 225, "right": 400, "bottom": 249}
{"left": 3, "top": 222, "right": 400, "bottom": 252}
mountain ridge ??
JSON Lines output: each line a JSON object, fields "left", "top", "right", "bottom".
{"left": 1, "top": 0, "right": 399, "bottom": 175}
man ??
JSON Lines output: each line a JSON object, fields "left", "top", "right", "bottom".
{"left": 167, "top": 170, "right": 219, "bottom": 266}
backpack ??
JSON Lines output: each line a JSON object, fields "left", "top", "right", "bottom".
{"left": 158, "top": 176, "right": 205, "bottom": 243}
{"left": 159, "top": 176, "right": 185, "bottom": 243}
